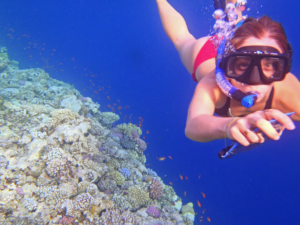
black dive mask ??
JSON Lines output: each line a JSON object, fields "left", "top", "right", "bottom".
{"left": 220, "top": 46, "right": 292, "bottom": 85}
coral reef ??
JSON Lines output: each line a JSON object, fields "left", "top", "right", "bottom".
{"left": 0, "top": 48, "right": 193, "bottom": 224}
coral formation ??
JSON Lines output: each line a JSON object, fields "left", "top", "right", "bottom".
{"left": 120, "top": 167, "right": 131, "bottom": 178}
{"left": 149, "top": 178, "right": 164, "bottom": 200}
{"left": 147, "top": 205, "right": 160, "bottom": 218}
{"left": 0, "top": 48, "right": 193, "bottom": 224}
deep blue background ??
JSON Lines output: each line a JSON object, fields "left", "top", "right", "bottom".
{"left": 0, "top": 0, "right": 299, "bottom": 224}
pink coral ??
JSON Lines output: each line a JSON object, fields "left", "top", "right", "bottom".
{"left": 149, "top": 178, "right": 163, "bottom": 200}
{"left": 58, "top": 216, "right": 75, "bottom": 224}
{"left": 16, "top": 187, "right": 24, "bottom": 196}
{"left": 112, "top": 132, "right": 123, "bottom": 140}
{"left": 146, "top": 206, "right": 160, "bottom": 218}
{"left": 78, "top": 97, "right": 88, "bottom": 102}
{"left": 137, "top": 138, "right": 147, "bottom": 152}
{"left": 132, "top": 130, "right": 139, "bottom": 139}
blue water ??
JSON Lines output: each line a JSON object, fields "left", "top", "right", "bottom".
{"left": 0, "top": 0, "right": 300, "bottom": 224}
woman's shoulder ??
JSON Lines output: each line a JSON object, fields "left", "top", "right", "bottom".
{"left": 196, "top": 72, "right": 227, "bottom": 108}
{"left": 274, "top": 73, "right": 300, "bottom": 119}
{"left": 274, "top": 73, "right": 300, "bottom": 96}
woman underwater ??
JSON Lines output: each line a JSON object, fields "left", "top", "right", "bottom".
{"left": 156, "top": 0, "right": 300, "bottom": 146}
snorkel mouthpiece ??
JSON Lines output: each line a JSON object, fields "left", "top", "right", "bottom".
{"left": 241, "top": 92, "right": 258, "bottom": 108}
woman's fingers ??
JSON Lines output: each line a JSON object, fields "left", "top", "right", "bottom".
{"left": 234, "top": 118, "right": 261, "bottom": 145}
{"left": 249, "top": 110, "right": 294, "bottom": 140}
{"left": 248, "top": 115, "right": 280, "bottom": 140}
{"left": 264, "top": 109, "right": 295, "bottom": 130}
{"left": 227, "top": 110, "right": 294, "bottom": 146}
{"left": 230, "top": 124, "right": 251, "bottom": 146}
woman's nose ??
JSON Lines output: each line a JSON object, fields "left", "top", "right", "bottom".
{"left": 247, "top": 66, "right": 263, "bottom": 85}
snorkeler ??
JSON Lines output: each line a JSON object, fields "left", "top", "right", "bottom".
{"left": 156, "top": 0, "right": 300, "bottom": 147}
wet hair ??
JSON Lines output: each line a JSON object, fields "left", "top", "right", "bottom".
{"left": 231, "top": 16, "right": 289, "bottom": 53}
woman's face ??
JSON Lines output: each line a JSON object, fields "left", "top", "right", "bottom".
{"left": 231, "top": 37, "right": 283, "bottom": 102}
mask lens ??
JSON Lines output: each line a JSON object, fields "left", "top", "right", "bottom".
{"left": 227, "top": 56, "right": 252, "bottom": 77}
{"left": 261, "top": 57, "right": 287, "bottom": 80}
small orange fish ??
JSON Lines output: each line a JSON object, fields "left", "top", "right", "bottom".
{"left": 168, "top": 156, "right": 173, "bottom": 160}
{"left": 207, "top": 217, "right": 211, "bottom": 222}
{"left": 107, "top": 105, "right": 111, "bottom": 108}
{"left": 139, "top": 117, "right": 142, "bottom": 119}
{"left": 146, "top": 143, "right": 149, "bottom": 145}
{"left": 184, "top": 191, "right": 186, "bottom": 197}
{"left": 158, "top": 157, "right": 166, "bottom": 161}
{"left": 146, "top": 130, "right": 150, "bottom": 134}
{"left": 197, "top": 200, "right": 201, "bottom": 207}
{"left": 199, "top": 175, "right": 201, "bottom": 179}
{"left": 200, "top": 220, "right": 202, "bottom": 222}
{"left": 94, "top": 91, "right": 98, "bottom": 94}
{"left": 185, "top": 176, "right": 188, "bottom": 180}
{"left": 118, "top": 106, "right": 122, "bottom": 110}
{"left": 143, "top": 136, "right": 145, "bottom": 139}
{"left": 201, "top": 192, "right": 206, "bottom": 198}
{"left": 169, "top": 182, "right": 173, "bottom": 185}
{"left": 200, "top": 216, "right": 203, "bottom": 218}
{"left": 202, "top": 209, "right": 206, "bottom": 214}
{"left": 180, "top": 175, "right": 183, "bottom": 180}
{"left": 113, "top": 103, "right": 117, "bottom": 105}
{"left": 139, "top": 124, "right": 142, "bottom": 128}
{"left": 107, "top": 96, "right": 110, "bottom": 100}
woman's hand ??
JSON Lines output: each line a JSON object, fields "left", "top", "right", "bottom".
{"left": 226, "top": 109, "right": 295, "bottom": 146}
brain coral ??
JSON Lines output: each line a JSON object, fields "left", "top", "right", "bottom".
{"left": 45, "top": 158, "right": 69, "bottom": 180}
{"left": 97, "top": 178, "right": 117, "bottom": 192}
{"left": 99, "top": 112, "right": 120, "bottom": 127}
{"left": 114, "top": 171, "right": 126, "bottom": 186}
{"left": 117, "top": 123, "right": 142, "bottom": 137}
{"left": 120, "top": 135, "right": 137, "bottom": 150}
{"left": 73, "top": 193, "right": 93, "bottom": 211}
{"left": 149, "top": 178, "right": 164, "bottom": 200}
{"left": 128, "top": 185, "right": 150, "bottom": 211}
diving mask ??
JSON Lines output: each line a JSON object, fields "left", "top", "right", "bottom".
{"left": 220, "top": 46, "right": 291, "bottom": 85}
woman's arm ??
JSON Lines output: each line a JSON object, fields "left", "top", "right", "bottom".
{"left": 185, "top": 76, "right": 233, "bottom": 142}
{"left": 185, "top": 76, "right": 295, "bottom": 146}
{"left": 156, "top": 0, "right": 209, "bottom": 74}
{"left": 156, "top": 0, "right": 195, "bottom": 47}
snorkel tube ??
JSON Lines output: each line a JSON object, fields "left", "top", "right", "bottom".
{"left": 214, "top": 0, "right": 258, "bottom": 108}
{"left": 215, "top": 39, "right": 258, "bottom": 108}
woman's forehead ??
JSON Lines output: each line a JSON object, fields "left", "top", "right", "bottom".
{"left": 237, "top": 37, "right": 283, "bottom": 53}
